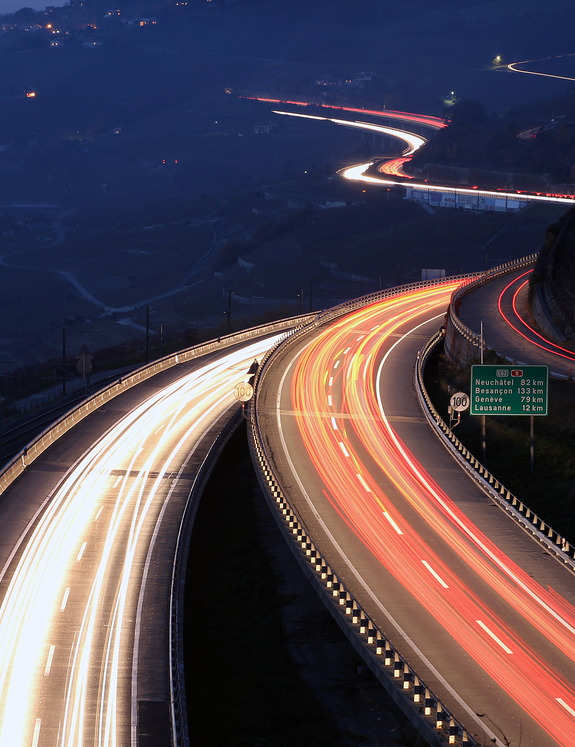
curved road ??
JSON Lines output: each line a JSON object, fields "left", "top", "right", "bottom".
{"left": 0, "top": 331, "right": 282, "bottom": 747}
{"left": 256, "top": 282, "right": 575, "bottom": 747}
{"left": 457, "top": 266, "right": 575, "bottom": 378}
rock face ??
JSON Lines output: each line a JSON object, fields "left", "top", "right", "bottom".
{"left": 532, "top": 207, "right": 575, "bottom": 340}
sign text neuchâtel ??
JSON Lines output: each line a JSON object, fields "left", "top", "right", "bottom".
{"left": 470, "top": 365, "right": 549, "bottom": 416}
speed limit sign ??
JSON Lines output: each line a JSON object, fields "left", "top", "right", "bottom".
{"left": 233, "top": 381, "right": 254, "bottom": 402}
{"left": 450, "top": 392, "right": 469, "bottom": 412}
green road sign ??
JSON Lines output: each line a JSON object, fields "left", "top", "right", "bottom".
{"left": 471, "top": 365, "right": 548, "bottom": 416}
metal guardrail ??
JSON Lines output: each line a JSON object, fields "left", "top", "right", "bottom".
{"left": 416, "top": 330, "right": 575, "bottom": 571}
{"left": 248, "top": 277, "right": 491, "bottom": 747}
{"left": 447, "top": 253, "right": 539, "bottom": 349}
{"left": 0, "top": 314, "right": 313, "bottom": 499}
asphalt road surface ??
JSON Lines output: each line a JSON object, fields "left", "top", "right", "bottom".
{"left": 256, "top": 281, "right": 575, "bottom": 747}
{"left": 0, "top": 333, "right": 280, "bottom": 747}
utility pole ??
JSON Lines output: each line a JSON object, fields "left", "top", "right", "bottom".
{"left": 481, "top": 321, "right": 486, "bottom": 466}
{"left": 146, "top": 305, "right": 150, "bottom": 365}
{"left": 62, "top": 326, "right": 66, "bottom": 395}
{"left": 309, "top": 277, "right": 313, "bottom": 313}
{"left": 299, "top": 288, "right": 304, "bottom": 314}
{"left": 160, "top": 325, "right": 163, "bottom": 358}
{"left": 227, "top": 290, "right": 232, "bottom": 332}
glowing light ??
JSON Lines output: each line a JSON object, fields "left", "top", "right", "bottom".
{"left": 0, "top": 334, "right": 282, "bottom": 746}
{"left": 288, "top": 282, "right": 575, "bottom": 745}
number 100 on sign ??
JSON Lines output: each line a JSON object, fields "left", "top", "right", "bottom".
{"left": 470, "top": 365, "right": 548, "bottom": 416}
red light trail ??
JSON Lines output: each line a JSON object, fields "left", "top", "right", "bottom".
{"left": 241, "top": 95, "right": 446, "bottom": 130}
{"left": 497, "top": 271, "right": 575, "bottom": 362}
{"left": 289, "top": 282, "right": 575, "bottom": 745}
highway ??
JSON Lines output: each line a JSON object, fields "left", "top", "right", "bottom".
{"left": 456, "top": 266, "right": 575, "bottom": 378}
{"left": 0, "top": 332, "right": 281, "bottom": 747}
{"left": 254, "top": 281, "right": 575, "bottom": 747}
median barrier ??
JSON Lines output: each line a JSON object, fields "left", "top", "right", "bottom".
{"left": 415, "top": 329, "right": 575, "bottom": 572}
{"left": 248, "top": 277, "right": 495, "bottom": 747}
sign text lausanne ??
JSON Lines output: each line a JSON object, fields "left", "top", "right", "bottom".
{"left": 470, "top": 365, "right": 548, "bottom": 416}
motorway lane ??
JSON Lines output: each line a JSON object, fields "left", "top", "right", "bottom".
{"left": 256, "top": 285, "right": 575, "bottom": 747}
{"left": 0, "top": 334, "right": 281, "bottom": 747}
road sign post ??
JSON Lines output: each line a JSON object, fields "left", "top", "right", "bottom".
{"left": 470, "top": 365, "right": 548, "bottom": 416}
{"left": 471, "top": 364, "right": 548, "bottom": 471}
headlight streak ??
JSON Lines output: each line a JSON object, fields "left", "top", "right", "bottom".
{"left": 0, "top": 335, "right": 280, "bottom": 747}
{"left": 272, "top": 110, "right": 427, "bottom": 156}
{"left": 290, "top": 285, "right": 575, "bottom": 745}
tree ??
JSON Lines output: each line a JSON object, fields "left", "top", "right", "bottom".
{"left": 13, "top": 7, "right": 37, "bottom": 25}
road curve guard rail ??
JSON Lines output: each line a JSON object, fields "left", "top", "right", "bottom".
{"left": 416, "top": 329, "right": 575, "bottom": 573}
{"left": 248, "top": 276, "right": 490, "bottom": 747}
{"left": 0, "top": 313, "right": 315, "bottom": 499}
{"left": 447, "top": 252, "right": 539, "bottom": 357}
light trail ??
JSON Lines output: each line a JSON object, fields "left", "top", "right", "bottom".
{"left": 497, "top": 271, "right": 575, "bottom": 361}
{"left": 0, "top": 334, "right": 281, "bottom": 747}
{"left": 506, "top": 53, "right": 575, "bottom": 82}
{"left": 273, "top": 110, "right": 426, "bottom": 156}
{"left": 378, "top": 157, "right": 413, "bottom": 177}
{"left": 242, "top": 95, "right": 446, "bottom": 129}
{"left": 287, "top": 284, "right": 575, "bottom": 745}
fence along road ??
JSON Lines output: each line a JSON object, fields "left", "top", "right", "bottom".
{"left": 252, "top": 279, "right": 575, "bottom": 747}
{"left": 0, "top": 316, "right": 309, "bottom": 747}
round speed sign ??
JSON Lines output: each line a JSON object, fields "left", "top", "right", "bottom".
{"left": 233, "top": 381, "right": 254, "bottom": 402}
{"left": 450, "top": 392, "right": 469, "bottom": 412}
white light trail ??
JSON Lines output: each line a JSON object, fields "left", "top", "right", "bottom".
{"left": 273, "top": 109, "right": 426, "bottom": 156}
{"left": 0, "top": 333, "right": 281, "bottom": 747}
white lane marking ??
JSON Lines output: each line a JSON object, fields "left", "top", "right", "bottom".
{"left": 339, "top": 442, "right": 350, "bottom": 457}
{"left": 60, "top": 587, "right": 70, "bottom": 611}
{"left": 329, "top": 376, "right": 333, "bottom": 386}
{"left": 113, "top": 475, "right": 122, "bottom": 488}
{"left": 32, "top": 719, "right": 41, "bottom": 747}
{"left": 44, "top": 644, "right": 55, "bottom": 676}
{"left": 556, "top": 698, "right": 575, "bottom": 718}
{"left": 94, "top": 506, "right": 103, "bottom": 521}
{"left": 356, "top": 335, "right": 364, "bottom": 341}
{"left": 76, "top": 542, "right": 87, "bottom": 562}
{"left": 328, "top": 394, "right": 333, "bottom": 406}
{"left": 331, "top": 417, "right": 338, "bottom": 431}
{"left": 334, "top": 360, "right": 341, "bottom": 369}
{"left": 275, "top": 316, "right": 503, "bottom": 747}
{"left": 476, "top": 620, "right": 513, "bottom": 654}
{"left": 370, "top": 324, "right": 379, "bottom": 331}
{"left": 375, "top": 315, "right": 575, "bottom": 642}
{"left": 383, "top": 511, "right": 403, "bottom": 535}
{"left": 343, "top": 347, "right": 351, "bottom": 354}
{"left": 422, "top": 560, "right": 448, "bottom": 588}
{"left": 356, "top": 473, "right": 371, "bottom": 492}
